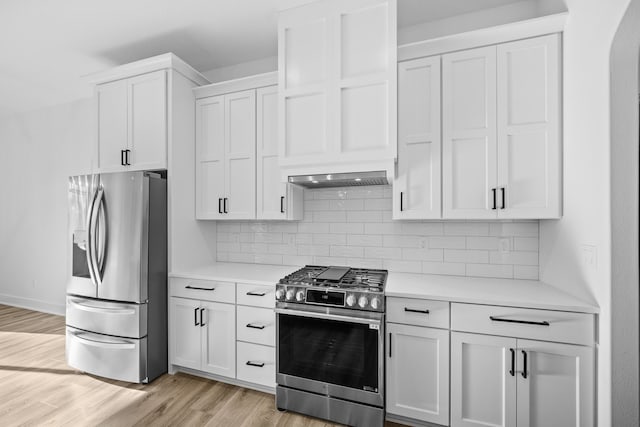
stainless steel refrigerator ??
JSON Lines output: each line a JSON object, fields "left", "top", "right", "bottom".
{"left": 65, "top": 171, "right": 167, "bottom": 383}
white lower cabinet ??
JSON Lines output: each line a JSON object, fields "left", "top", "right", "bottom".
{"left": 170, "top": 297, "right": 236, "bottom": 378}
{"left": 386, "top": 323, "right": 449, "bottom": 425}
{"left": 236, "top": 341, "right": 276, "bottom": 388}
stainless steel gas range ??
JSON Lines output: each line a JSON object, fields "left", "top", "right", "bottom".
{"left": 275, "top": 265, "right": 387, "bottom": 427}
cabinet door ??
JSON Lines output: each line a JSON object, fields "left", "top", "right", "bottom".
{"left": 442, "top": 46, "right": 497, "bottom": 219}
{"left": 451, "top": 332, "right": 516, "bottom": 427}
{"left": 170, "top": 297, "right": 201, "bottom": 370}
{"left": 386, "top": 323, "right": 449, "bottom": 425}
{"left": 257, "top": 86, "right": 286, "bottom": 219}
{"left": 97, "top": 79, "right": 128, "bottom": 172}
{"left": 128, "top": 70, "right": 167, "bottom": 170}
{"left": 497, "top": 34, "right": 561, "bottom": 219}
{"left": 225, "top": 90, "right": 256, "bottom": 219}
{"left": 516, "top": 340, "right": 594, "bottom": 427}
{"left": 196, "top": 96, "right": 226, "bottom": 219}
{"left": 394, "top": 56, "right": 441, "bottom": 219}
{"left": 201, "top": 301, "right": 236, "bottom": 378}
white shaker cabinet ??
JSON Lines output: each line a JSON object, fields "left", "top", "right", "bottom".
{"left": 278, "top": 0, "right": 397, "bottom": 179}
{"left": 394, "top": 56, "right": 441, "bottom": 219}
{"left": 96, "top": 70, "right": 167, "bottom": 172}
{"left": 256, "top": 86, "right": 303, "bottom": 220}
{"left": 171, "top": 297, "right": 202, "bottom": 370}
{"left": 196, "top": 90, "right": 256, "bottom": 220}
{"left": 442, "top": 34, "right": 561, "bottom": 219}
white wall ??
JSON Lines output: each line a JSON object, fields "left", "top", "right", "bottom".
{"left": 398, "top": 0, "right": 566, "bottom": 45}
{"left": 0, "top": 98, "right": 93, "bottom": 314}
{"left": 538, "top": 0, "right": 632, "bottom": 425}
{"left": 202, "top": 56, "right": 277, "bottom": 83}
{"left": 609, "top": 0, "right": 640, "bottom": 424}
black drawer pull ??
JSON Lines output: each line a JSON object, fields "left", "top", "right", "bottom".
{"left": 404, "top": 308, "right": 430, "bottom": 314}
{"left": 246, "top": 291, "right": 266, "bottom": 297}
{"left": 185, "top": 285, "right": 216, "bottom": 291}
{"left": 489, "top": 316, "right": 550, "bottom": 326}
{"left": 246, "top": 361, "right": 265, "bottom": 368}
{"left": 246, "top": 323, "right": 266, "bottom": 330}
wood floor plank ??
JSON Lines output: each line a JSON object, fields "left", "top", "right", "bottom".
{"left": 0, "top": 304, "right": 406, "bottom": 427}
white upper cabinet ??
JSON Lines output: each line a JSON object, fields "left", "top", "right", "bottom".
{"left": 96, "top": 70, "right": 167, "bottom": 172}
{"left": 256, "top": 86, "right": 303, "bottom": 220}
{"left": 278, "top": 0, "right": 397, "bottom": 179}
{"left": 196, "top": 90, "right": 256, "bottom": 220}
{"left": 442, "top": 34, "right": 561, "bottom": 219}
{"left": 394, "top": 56, "right": 441, "bottom": 219}
{"left": 497, "top": 35, "right": 561, "bottom": 218}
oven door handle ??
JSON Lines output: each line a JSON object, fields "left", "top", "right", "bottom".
{"left": 274, "top": 308, "right": 382, "bottom": 326}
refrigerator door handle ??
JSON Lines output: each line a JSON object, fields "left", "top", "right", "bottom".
{"left": 95, "top": 188, "right": 108, "bottom": 282}
{"left": 89, "top": 186, "right": 105, "bottom": 285}
{"left": 68, "top": 298, "right": 135, "bottom": 315}
{"left": 85, "top": 184, "right": 100, "bottom": 286}
{"left": 69, "top": 330, "right": 136, "bottom": 350}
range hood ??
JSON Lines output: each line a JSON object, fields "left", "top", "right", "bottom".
{"left": 288, "top": 171, "right": 389, "bottom": 188}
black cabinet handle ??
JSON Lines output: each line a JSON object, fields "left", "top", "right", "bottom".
{"left": 246, "top": 361, "right": 265, "bottom": 367}
{"left": 492, "top": 188, "right": 497, "bottom": 210}
{"left": 185, "top": 285, "right": 216, "bottom": 291}
{"left": 246, "top": 291, "right": 266, "bottom": 297}
{"left": 388, "top": 333, "right": 392, "bottom": 358}
{"left": 400, "top": 191, "right": 404, "bottom": 211}
{"left": 124, "top": 149, "right": 131, "bottom": 166}
{"left": 489, "top": 316, "right": 550, "bottom": 326}
{"left": 218, "top": 198, "right": 223, "bottom": 214}
{"left": 223, "top": 197, "right": 228, "bottom": 213}
{"left": 246, "top": 323, "right": 266, "bottom": 330}
{"left": 522, "top": 350, "right": 528, "bottom": 379}
{"left": 509, "top": 348, "right": 515, "bottom": 376}
{"left": 200, "top": 308, "right": 205, "bottom": 327}
{"left": 120, "top": 150, "right": 125, "bottom": 166}
{"left": 280, "top": 196, "right": 285, "bottom": 213}
{"left": 194, "top": 307, "right": 199, "bottom": 326}
{"left": 501, "top": 187, "right": 505, "bottom": 209}
{"left": 404, "top": 308, "right": 430, "bottom": 314}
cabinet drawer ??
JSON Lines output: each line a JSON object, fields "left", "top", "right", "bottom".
{"left": 236, "top": 342, "right": 275, "bottom": 388}
{"left": 236, "top": 283, "right": 275, "bottom": 308}
{"left": 169, "top": 277, "right": 235, "bottom": 303}
{"left": 451, "top": 303, "right": 595, "bottom": 346}
{"left": 237, "top": 306, "right": 275, "bottom": 346}
{"left": 387, "top": 297, "right": 449, "bottom": 329}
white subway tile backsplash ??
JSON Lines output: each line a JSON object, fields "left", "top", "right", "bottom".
{"left": 216, "top": 186, "right": 539, "bottom": 280}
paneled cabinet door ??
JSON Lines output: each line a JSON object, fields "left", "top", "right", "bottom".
{"left": 386, "top": 323, "right": 449, "bottom": 425}
{"left": 97, "top": 79, "right": 128, "bottom": 171}
{"left": 451, "top": 332, "right": 517, "bottom": 427}
{"left": 394, "top": 56, "right": 441, "bottom": 219}
{"left": 516, "top": 340, "right": 594, "bottom": 427}
{"left": 224, "top": 90, "right": 256, "bottom": 219}
{"left": 127, "top": 70, "right": 167, "bottom": 171}
{"left": 196, "top": 95, "right": 225, "bottom": 219}
{"left": 170, "top": 297, "right": 201, "bottom": 370}
{"left": 201, "top": 301, "right": 236, "bottom": 378}
{"left": 442, "top": 46, "right": 497, "bottom": 219}
{"left": 496, "top": 34, "right": 561, "bottom": 219}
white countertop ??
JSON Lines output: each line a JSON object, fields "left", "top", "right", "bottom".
{"left": 386, "top": 271, "right": 599, "bottom": 314}
{"left": 170, "top": 262, "right": 299, "bottom": 286}
{"left": 170, "top": 263, "right": 598, "bottom": 314}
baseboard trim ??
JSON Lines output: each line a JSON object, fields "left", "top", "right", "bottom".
{"left": 0, "top": 294, "right": 65, "bottom": 316}
{"left": 170, "top": 364, "right": 275, "bottom": 395}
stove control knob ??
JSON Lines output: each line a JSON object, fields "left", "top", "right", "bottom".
{"left": 370, "top": 296, "right": 381, "bottom": 310}
{"left": 358, "top": 296, "right": 369, "bottom": 308}
{"left": 285, "top": 289, "right": 295, "bottom": 301}
{"left": 346, "top": 294, "right": 356, "bottom": 307}
{"left": 275, "top": 288, "right": 285, "bottom": 300}
{"left": 296, "top": 290, "right": 305, "bottom": 302}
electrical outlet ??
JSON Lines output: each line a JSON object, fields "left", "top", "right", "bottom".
{"left": 499, "top": 238, "right": 510, "bottom": 254}
{"left": 580, "top": 245, "right": 597, "bottom": 270}
{"left": 420, "top": 238, "right": 427, "bottom": 249}
{"left": 287, "top": 234, "right": 296, "bottom": 245}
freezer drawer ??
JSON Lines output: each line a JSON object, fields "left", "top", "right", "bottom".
{"left": 66, "top": 326, "right": 148, "bottom": 383}
{"left": 66, "top": 296, "right": 147, "bottom": 339}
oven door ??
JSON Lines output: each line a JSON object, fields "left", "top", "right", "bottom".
{"left": 275, "top": 306, "right": 384, "bottom": 407}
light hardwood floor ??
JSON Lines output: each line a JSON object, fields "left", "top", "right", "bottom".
{"left": 0, "top": 304, "right": 403, "bottom": 426}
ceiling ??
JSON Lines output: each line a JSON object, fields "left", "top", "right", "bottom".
{"left": 0, "top": 0, "right": 526, "bottom": 117}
